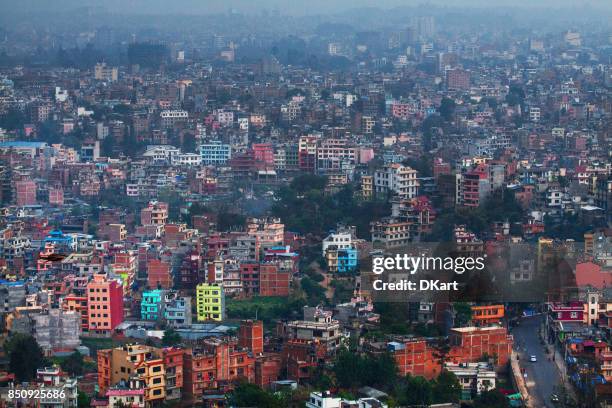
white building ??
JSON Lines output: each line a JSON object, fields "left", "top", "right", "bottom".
{"left": 374, "top": 163, "right": 419, "bottom": 199}
{"left": 160, "top": 110, "right": 188, "bottom": 128}
{"left": 445, "top": 362, "right": 496, "bottom": 397}
{"left": 529, "top": 107, "right": 541, "bottom": 122}
{"left": 322, "top": 226, "right": 356, "bottom": 256}
{"left": 171, "top": 152, "right": 202, "bottom": 167}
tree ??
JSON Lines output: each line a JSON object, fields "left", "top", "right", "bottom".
{"left": 78, "top": 390, "right": 91, "bottom": 407}
{"left": 400, "top": 375, "right": 433, "bottom": 406}
{"left": 4, "top": 333, "right": 46, "bottom": 382}
{"left": 162, "top": 328, "right": 182, "bottom": 347}
{"left": 432, "top": 370, "right": 462, "bottom": 403}
{"left": 473, "top": 389, "right": 510, "bottom": 408}
{"left": 454, "top": 302, "right": 473, "bottom": 327}
{"left": 439, "top": 97, "right": 456, "bottom": 122}
{"left": 60, "top": 351, "right": 84, "bottom": 377}
{"left": 229, "top": 382, "right": 285, "bottom": 408}
{"left": 333, "top": 350, "right": 398, "bottom": 391}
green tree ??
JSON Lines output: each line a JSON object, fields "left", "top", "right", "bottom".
{"left": 400, "top": 375, "right": 433, "bottom": 406}
{"left": 78, "top": 390, "right": 91, "bottom": 407}
{"left": 454, "top": 302, "right": 473, "bottom": 327}
{"left": 439, "top": 97, "right": 456, "bottom": 122}
{"left": 432, "top": 370, "right": 462, "bottom": 403}
{"left": 60, "top": 351, "right": 84, "bottom": 377}
{"left": 473, "top": 389, "right": 510, "bottom": 408}
{"left": 4, "top": 333, "right": 46, "bottom": 382}
{"left": 162, "top": 328, "right": 182, "bottom": 347}
{"left": 229, "top": 382, "right": 285, "bottom": 408}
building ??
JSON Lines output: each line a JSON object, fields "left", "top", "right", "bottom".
{"left": 239, "top": 320, "right": 264, "bottom": 355}
{"left": 200, "top": 141, "right": 232, "bottom": 166}
{"left": 141, "top": 201, "right": 168, "bottom": 227}
{"left": 259, "top": 263, "right": 290, "bottom": 297}
{"left": 196, "top": 283, "right": 225, "bottom": 321}
{"left": 147, "top": 259, "right": 172, "bottom": 290}
{"left": 94, "top": 62, "right": 118, "bottom": 82}
{"left": 445, "top": 362, "right": 496, "bottom": 399}
{"left": 322, "top": 226, "right": 356, "bottom": 256}
{"left": 97, "top": 344, "right": 167, "bottom": 403}
{"left": 374, "top": 163, "right": 418, "bottom": 199}
{"left": 163, "top": 291, "right": 191, "bottom": 327}
{"left": 87, "top": 274, "right": 124, "bottom": 336}
{"left": 326, "top": 247, "right": 358, "bottom": 274}
{"left": 471, "top": 305, "right": 504, "bottom": 326}
{"left": 141, "top": 289, "right": 164, "bottom": 321}
{"left": 447, "top": 68, "right": 470, "bottom": 90}
{"left": 160, "top": 110, "right": 188, "bottom": 129}
{"left": 282, "top": 307, "right": 344, "bottom": 356}
{"left": 15, "top": 180, "right": 37, "bottom": 206}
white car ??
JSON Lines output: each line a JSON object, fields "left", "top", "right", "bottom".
{"left": 530, "top": 355, "right": 537, "bottom": 362}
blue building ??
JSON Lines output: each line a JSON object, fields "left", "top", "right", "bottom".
{"left": 141, "top": 289, "right": 163, "bottom": 321}
{"left": 200, "top": 141, "right": 231, "bottom": 165}
{"left": 163, "top": 292, "right": 192, "bottom": 326}
{"left": 337, "top": 247, "right": 358, "bottom": 273}
{"left": 44, "top": 230, "right": 74, "bottom": 249}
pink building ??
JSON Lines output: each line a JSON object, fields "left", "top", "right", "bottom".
{"left": 87, "top": 274, "right": 124, "bottom": 336}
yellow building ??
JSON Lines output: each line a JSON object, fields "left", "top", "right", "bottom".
{"left": 196, "top": 283, "right": 225, "bottom": 321}
{"left": 97, "top": 344, "right": 166, "bottom": 403}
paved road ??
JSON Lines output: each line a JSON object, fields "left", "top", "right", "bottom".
{"left": 512, "top": 315, "right": 563, "bottom": 408}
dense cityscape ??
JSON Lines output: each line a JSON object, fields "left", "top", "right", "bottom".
{"left": 0, "top": 1, "right": 611, "bottom": 407}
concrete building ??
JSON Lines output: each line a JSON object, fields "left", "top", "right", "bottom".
{"left": 374, "top": 163, "right": 418, "bottom": 199}
{"left": 196, "top": 283, "right": 225, "bottom": 321}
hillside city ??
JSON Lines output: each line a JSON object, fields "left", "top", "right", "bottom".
{"left": 0, "top": 3, "right": 611, "bottom": 408}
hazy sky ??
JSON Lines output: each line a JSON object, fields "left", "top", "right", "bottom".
{"left": 4, "top": 0, "right": 612, "bottom": 16}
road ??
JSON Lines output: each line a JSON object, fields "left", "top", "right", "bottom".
{"left": 512, "top": 315, "right": 563, "bottom": 408}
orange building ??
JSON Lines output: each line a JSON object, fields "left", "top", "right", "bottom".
{"left": 62, "top": 295, "right": 89, "bottom": 332}
{"left": 97, "top": 344, "right": 166, "bottom": 404}
{"left": 471, "top": 305, "right": 505, "bottom": 326}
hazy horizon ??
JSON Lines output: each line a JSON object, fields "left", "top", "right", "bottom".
{"left": 3, "top": 0, "right": 612, "bottom": 16}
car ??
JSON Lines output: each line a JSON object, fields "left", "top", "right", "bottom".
{"left": 530, "top": 355, "right": 537, "bottom": 362}
{"left": 550, "top": 394, "right": 560, "bottom": 403}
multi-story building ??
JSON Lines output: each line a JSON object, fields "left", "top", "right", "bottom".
{"left": 160, "top": 110, "right": 188, "bottom": 129}
{"left": 15, "top": 180, "right": 37, "bottom": 206}
{"left": 141, "top": 201, "right": 169, "bottom": 227}
{"left": 196, "top": 283, "right": 225, "bottom": 321}
{"left": 447, "top": 68, "right": 470, "bottom": 90}
{"left": 374, "top": 163, "right": 418, "bottom": 199}
{"left": 86, "top": 274, "right": 124, "bottom": 336}
{"left": 97, "top": 344, "right": 166, "bottom": 403}
{"left": 200, "top": 141, "right": 232, "bottom": 166}
{"left": 141, "top": 289, "right": 164, "bottom": 321}
{"left": 94, "top": 62, "right": 118, "bottom": 82}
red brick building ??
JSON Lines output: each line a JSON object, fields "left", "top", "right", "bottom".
{"left": 259, "top": 263, "right": 290, "bottom": 296}
{"left": 239, "top": 320, "right": 264, "bottom": 355}
{"left": 147, "top": 259, "right": 172, "bottom": 289}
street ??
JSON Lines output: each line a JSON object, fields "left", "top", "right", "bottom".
{"left": 512, "top": 315, "right": 564, "bottom": 408}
